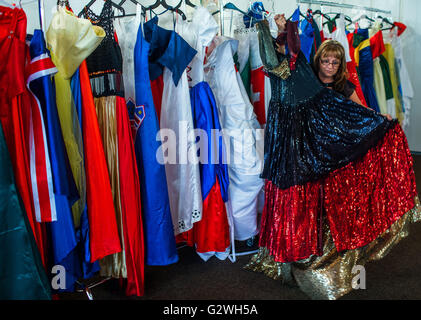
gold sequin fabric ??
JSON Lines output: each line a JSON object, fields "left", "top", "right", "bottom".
{"left": 245, "top": 196, "right": 421, "bottom": 300}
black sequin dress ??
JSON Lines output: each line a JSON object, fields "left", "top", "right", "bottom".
{"left": 257, "top": 20, "right": 395, "bottom": 190}
{"left": 252, "top": 20, "right": 418, "bottom": 267}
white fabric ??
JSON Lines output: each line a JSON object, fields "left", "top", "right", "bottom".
{"left": 204, "top": 36, "right": 264, "bottom": 241}
{"left": 331, "top": 14, "right": 351, "bottom": 63}
{"left": 197, "top": 246, "right": 231, "bottom": 262}
{"left": 114, "top": 4, "right": 142, "bottom": 105}
{"left": 383, "top": 30, "right": 400, "bottom": 121}
{"left": 233, "top": 30, "right": 250, "bottom": 74}
{"left": 389, "top": 28, "right": 414, "bottom": 132}
{"left": 264, "top": 75, "right": 271, "bottom": 124}
{"left": 177, "top": 6, "right": 219, "bottom": 86}
{"left": 160, "top": 64, "right": 203, "bottom": 235}
{"left": 177, "top": 7, "right": 232, "bottom": 260}
{"left": 249, "top": 29, "right": 263, "bottom": 70}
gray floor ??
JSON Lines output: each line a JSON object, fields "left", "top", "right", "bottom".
{"left": 60, "top": 155, "right": 421, "bottom": 300}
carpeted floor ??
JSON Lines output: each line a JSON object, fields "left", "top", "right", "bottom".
{"left": 59, "top": 155, "right": 421, "bottom": 300}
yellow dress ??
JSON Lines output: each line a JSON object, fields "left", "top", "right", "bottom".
{"left": 46, "top": 7, "right": 105, "bottom": 227}
{"left": 383, "top": 43, "right": 404, "bottom": 124}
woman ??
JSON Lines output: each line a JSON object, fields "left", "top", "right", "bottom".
{"left": 245, "top": 14, "right": 420, "bottom": 300}
{"left": 314, "top": 40, "right": 363, "bottom": 104}
{"left": 313, "top": 39, "right": 393, "bottom": 119}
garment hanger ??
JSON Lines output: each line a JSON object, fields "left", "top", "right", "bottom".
{"left": 299, "top": 11, "right": 311, "bottom": 22}
{"left": 321, "top": 12, "right": 353, "bottom": 29}
{"left": 311, "top": 9, "right": 332, "bottom": 22}
{"left": 212, "top": 2, "right": 252, "bottom": 18}
{"left": 352, "top": 12, "right": 374, "bottom": 23}
{"left": 325, "top": 12, "right": 353, "bottom": 25}
{"left": 78, "top": 0, "right": 125, "bottom": 18}
{"left": 57, "top": 0, "right": 70, "bottom": 10}
{"left": 285, "top": 6, "right": 311, "bottom": 22}
{"left": 160, "top": 0, "right": 186, "bottom": 20}
{"left": 185, "top": 0, "right": 195, "bottom": 8}
{"left": 113, "top": 0, "right": 149, "bottom": 18}
{"left": 139, "top": 0, "right": 186, "bottom": 20}
{"left": 376, "top": 15, "right": 394, "bottom": 30}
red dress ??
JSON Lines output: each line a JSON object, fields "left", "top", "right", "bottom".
{"left": 347, "top": 32, "right": 368, "bottom": 107}
{"left": 0, "top": 6, "right": 48, "bottom": 267}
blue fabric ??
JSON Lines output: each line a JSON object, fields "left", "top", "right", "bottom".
{"left": 143, "top": 17, "right": 197, "bottom": 86}
{"left": 357, "top": 29, "right": 380, "bottom": 112}
{"left": 299, "top": 16, "right": 315, "bottom": 63}
{"left": 190, "top": 82, "right": 229, "bottom": 202}
{"left": 70, "top": 68, "right": 100, "bottom": 279}
{"left": 291, "top": 7, "right": 300, "bottom": 22}
{"left": 243, "top": 2, "right": 265, "bottom": 28}
{"left": 29, "top": 30, "right": 82, "bottom": 292}
{"left": 398, "top": 82, "right": 405, "bottom": 113}
{"left": 71, "top": 69, "right": 83, "bottom": 127}
{"left": 134, "top": 24, "right": 178, "bottom": 266}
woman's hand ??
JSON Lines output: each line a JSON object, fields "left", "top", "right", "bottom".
{"left": 275, "top": 43, "right": 285, "bottom": 54}
{"left": 384, "top": 113, "right": 393, "bottom": 121}
{"left": 274, "top": 14, "right": 286, "bottom": 33}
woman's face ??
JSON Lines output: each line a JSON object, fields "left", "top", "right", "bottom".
{"left": 318, "top": 54, "right": 341, "bottom": 79}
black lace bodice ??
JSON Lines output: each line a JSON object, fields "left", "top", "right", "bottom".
{"left": 83, "top": 0, "right": 124, "bottom": 97}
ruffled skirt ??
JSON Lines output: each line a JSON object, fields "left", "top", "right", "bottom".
{"left": 250, "top": 85, "right": 419, "bottom": 299}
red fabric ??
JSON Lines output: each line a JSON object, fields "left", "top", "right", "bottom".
{"left": 0, "top": 7, "right": 48, "bottom": 267}
{"left": 324, "top": 123, "right": 416, "bottom": 252}
{"left": 115, "top": 96, "right": 145, "bottom": 297}
{"left": 79, "top": 61, "right": 122, "bottom": 262}
{"left": 369, "top": 30, "right": 385, "bottom": 59}
{"left": 394, "top": 22, "right": 407, "bottom": 37}
{"left": 346, "top": 32, "right": 368, "bottom": 107}
{"left": 26, "top": 55, "right": 58, "bottom": 223}
{"left": 259, "top": 123, "right": 417, "bottom": 263}
{"left": 176, "top": 178, "right": 230, "bottom": 254}
{"left": 275, "top": 20, "right": 300, "bottom": 70}
{"left": 250, "top": 66, "right": 267, "bottom": 125}
{"left": 150, "top": 75, "right": 164, "bottom": 122}
{"left": 346, "top": 61, "right": 368, "bottom": 107}
{"left": 320, "top": 30, "right": 326, "bottom": 43}
{"left": 259, "top": 180, "right": 322, "bottom": 263}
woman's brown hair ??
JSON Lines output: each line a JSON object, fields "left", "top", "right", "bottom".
{"left": 313, "top": 40, "right": 348, "bottom": 93}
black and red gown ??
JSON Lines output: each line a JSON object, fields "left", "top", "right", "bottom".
{"left": 246, "top": 20, "right": 419, "bottom": 298}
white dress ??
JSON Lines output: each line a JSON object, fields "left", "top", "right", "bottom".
{"left": 114, "top": 4, "right": 142, "bottom": 119}
{"left": 204, "top": 36, "right": 264, "bottom": 241}
{"left": 178, "top": 6, "right": 232, "bottom": 261}
{"left": 159, "top": 23, "right": 203, "bottom": 236}
{"left": 331, "top": 14, "right": 352, "bottom": 63}
{"left": 387, "top": 27, "right": 414, "bottom": 132}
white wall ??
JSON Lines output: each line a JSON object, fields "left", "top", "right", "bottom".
{"left": 4, "top": 0, "right": 420, "bottom": 151}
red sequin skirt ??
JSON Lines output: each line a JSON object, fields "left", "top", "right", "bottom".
{"left": 259, "top": 123, "right": 417, "bottom": 263}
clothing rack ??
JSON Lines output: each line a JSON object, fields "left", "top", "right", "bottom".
{"left": 296, "top": 0, "right": 392, "bottom": 15}
{"left": 38, "top": 0, "right": 44, "bottom": 33}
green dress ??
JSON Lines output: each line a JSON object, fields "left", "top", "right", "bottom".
{"left": 0, "top": 124, "right": 51, "bottom": 300}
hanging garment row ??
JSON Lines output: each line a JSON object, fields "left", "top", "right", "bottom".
{"left": 0, "top": 0, "right": 416, "bottom": 300}
{"left": 0, "top": 1, "right": 266, "bottom": 299}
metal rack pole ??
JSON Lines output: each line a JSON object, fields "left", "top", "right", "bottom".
{"left": 296, "top": 0, "right": 392, "bottom": 15}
